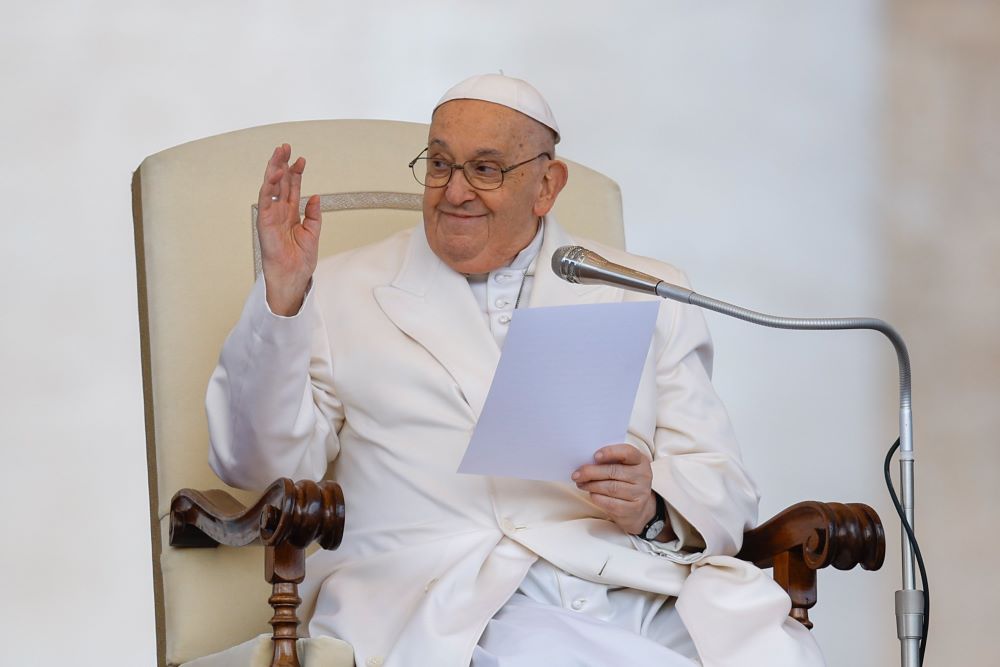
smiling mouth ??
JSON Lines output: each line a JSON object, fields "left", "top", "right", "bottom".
{"left": 439, "top": 210, "right": 486, "bottom": 221}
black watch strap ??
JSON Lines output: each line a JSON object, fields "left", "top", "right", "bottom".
{"left": 638, "top": 492, "right": 667, "bottom": 540}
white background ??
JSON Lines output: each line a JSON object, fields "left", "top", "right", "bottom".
{"left": 1, "top": 2, "right": 916, "bottom": 665}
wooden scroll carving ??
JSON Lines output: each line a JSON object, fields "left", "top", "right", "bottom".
{"left": 170, "top": 479, "right": 345, "bottom": 667}
{"left": 737, "top": 501, "right": 885, "bottom": 629}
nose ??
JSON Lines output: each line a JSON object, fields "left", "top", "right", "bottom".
{"left": 443, "top": 167, "right": 477, "bottom": 207}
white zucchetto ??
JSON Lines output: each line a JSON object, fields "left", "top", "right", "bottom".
{"left": 434, "top": 73, "right": 561, "bottom": 144}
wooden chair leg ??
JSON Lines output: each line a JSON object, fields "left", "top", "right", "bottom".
{"left": 265, "top": 542, "right": 305, "bottom": 667}
{"left": 772, "top": 550, "right": 817, "bottom": 629}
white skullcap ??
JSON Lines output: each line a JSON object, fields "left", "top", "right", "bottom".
{"left": 434, "top": 73, "right": 561, "bottom": 144}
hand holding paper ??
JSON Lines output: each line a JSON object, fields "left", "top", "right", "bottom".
{"left": 572, "top": 443, "right": 674, "bottom": 539}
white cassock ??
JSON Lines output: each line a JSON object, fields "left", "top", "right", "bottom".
{"left": 206, "top": 215, "right": 824, "bottom": 667}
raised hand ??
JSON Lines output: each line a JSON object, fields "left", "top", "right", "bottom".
{"left": 256, "top": 143, "right": 323, "bottom": 316}
{"left": 572, "top": 444, "right": 676, "bottom": 541}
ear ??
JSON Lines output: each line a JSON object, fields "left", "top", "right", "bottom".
{"left": 532, "top": 159, "right": 569, "bottom": 217}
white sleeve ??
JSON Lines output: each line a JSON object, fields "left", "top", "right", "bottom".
{"left": 648, "top": 274, "right": 760, "bottom": 557}
{"left": 206, "top": 276, "right": 344, "bottom": 491}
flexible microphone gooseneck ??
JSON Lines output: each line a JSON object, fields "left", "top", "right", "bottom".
{"left": 552, "top": 244, "right": 927, "bottom": 667}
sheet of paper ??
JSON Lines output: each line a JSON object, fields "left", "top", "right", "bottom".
{"left": 458, "top": 300, "right": 660, "bottom": 482}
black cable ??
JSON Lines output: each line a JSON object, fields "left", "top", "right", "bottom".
{"left": 884, "top": 438, "right": 930, "bottom": 665}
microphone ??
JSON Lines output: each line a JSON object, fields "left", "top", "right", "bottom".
{"left": 551, "top": 245, "right": 695, "bottom": 302}
{"left": 551, "top": 243, "right": 924, "bottom": 667}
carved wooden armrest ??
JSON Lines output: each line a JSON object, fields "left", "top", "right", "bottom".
{"left": 737, "top": 501, "right": 885, "bottom": 629}
{"left": 170, "top": 478, "right": 346, "bottom": 667}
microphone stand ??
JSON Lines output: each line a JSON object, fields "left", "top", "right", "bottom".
{"left": 556, "top": 248, "right": 925, "bottom": 666}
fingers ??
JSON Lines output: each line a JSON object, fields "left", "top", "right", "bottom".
{"left": 259, "top": 144, "right": 306, "bottom": 209}
{"left": 572, "top": 445, "right": 649, "bottom": 483}
{"left": 276, "top": 150, "right": 294, "bottom": 203}
{"left": 576, "top": 478, "right": 648, "bottom": 502}
{"left": 288, "top": 156, "right": 306, "bottom": 204}
{"left": 266, "top": 144, "right": 291, "bottom": 184}
{"left": 301, "top": 194, "right": 322, "bottom": 237}
{"left": 259, "top": 144, "right": 287, "bottom": 208}
{"left": 588, "top": 492, "right": 646, "bottom": 515}
{"left": 573, "top": 461, "right": 624, "bottom": 484}
{"left": 269, "top": 143, "right": 291, "bottom": 175}
{"left": 594, "top": 443, "right": 644, "bottom": 465}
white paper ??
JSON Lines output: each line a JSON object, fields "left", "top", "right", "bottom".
{"left": 458, "top": 300, "right": 660, "bottom": 482}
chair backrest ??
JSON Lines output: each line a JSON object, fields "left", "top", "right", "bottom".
{"left": 132, "top": 118, "right": 625, "bottom": 666}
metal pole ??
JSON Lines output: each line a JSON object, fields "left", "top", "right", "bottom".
{"left": 896, "top": 406, "right": 923, "bottom": 667}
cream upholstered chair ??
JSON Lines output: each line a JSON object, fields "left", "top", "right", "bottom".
{"left": 133, "top": 120, "right": 884, "bottom": 667}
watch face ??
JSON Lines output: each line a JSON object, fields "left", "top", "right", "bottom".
{"left": 644, "top": 519, "right": 666, "bottom": 541}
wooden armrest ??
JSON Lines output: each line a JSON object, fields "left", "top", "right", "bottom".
{"left": 170, "top": 478, "right": 345, "bottom": 550}
{"left": 737, "top": 501, "right": 885, "bottom": 629}
{"left": 170, "top": 479, "right": 346, "bottom": 667}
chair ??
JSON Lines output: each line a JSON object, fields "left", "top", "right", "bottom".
{"left": 132, "top": 119, "right": 885, "bottom": 667}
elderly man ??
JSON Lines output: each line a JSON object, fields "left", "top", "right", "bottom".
{"left": 207, "top": 74, "right": 823, "bottom": 666}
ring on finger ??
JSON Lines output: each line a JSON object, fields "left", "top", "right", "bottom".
{"left": 270, "top": 195, "right": 280, "bottom": 201}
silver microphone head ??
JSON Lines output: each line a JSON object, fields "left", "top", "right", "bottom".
{"left": 551, "top": 245, "right": 662, "bottom": 295}
{"left": 552, "top": 245, "right": 610, "bottom": 283}
{"left": 552, "top": 245, "right": 581, "bottom": 282}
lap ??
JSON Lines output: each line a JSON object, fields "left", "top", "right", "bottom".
{"left": 473, "top": 593, "right": 699, "bottom": 667}
{"left": 472, "top": 559, "right": 699, "bottom": 667}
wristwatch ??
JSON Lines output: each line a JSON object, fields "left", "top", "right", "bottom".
{"left": 637, "top": 492, "right": 667, "bottom": 541}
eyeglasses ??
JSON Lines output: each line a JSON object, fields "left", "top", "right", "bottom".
{"left": 408, "top": 148, "right": 551, "bottom": 191}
